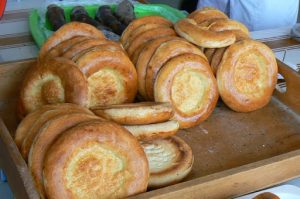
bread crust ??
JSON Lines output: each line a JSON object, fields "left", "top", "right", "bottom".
{"left": 41, "top": 36, "right": 89, "bottom": 60}
{"left": 174, "top": 18, "right": 236, "bottom": 48}
{"left": 154, "top": 54, "right": 218, "bottom": 129}
{"left": 141, "top": 136, "right": 193, "bottom": 189}
{"left": 28, "top": 113, "right": 100, "bottom": 198}
{"left": 20, "top": 57, "right": 89, "bottom": 114}
{"left": 188, "top": 8, "right": 228, "bottom": 24}
{"left": 91, "top": 102, "right": 173, "bottom": 125}
{"left": 20, "top": 106, "right": 93, "bottom": 160}
{"left": 39, "top": 22, "right": 105, "bottom": 60}
{"left": 43, "top": 120, "right": 149, "bottom": 199}
{"left": 124, "top": 120, "right": 179, "bottom": 140}
{"left": 210, "top": 47, "right": 227, "bottom": 75}
{"left": 124, "top": 23, "right": 172, "bottom": 49}
{"left": 63, "top": 39, "right": 123, "bottom": 59}
{"left": 14, "top": 103, "right": 92, "bottom": 148}
{"left": 217, "top": 40, "right": 278, "bottom": 112}
{"left": 126, "top": 27, "right": 176, "bottom": 57}
{"left": 120, "top": 16, "right": 173, "bottom": 45}
{"left": 136, "top": 36, "right": 179, "bottom": 100}
{"left": 145, "top": 38, "right": 207, "bottom": 100}
{"left": 74, "top": 46, "right": 137, "bottom": 107}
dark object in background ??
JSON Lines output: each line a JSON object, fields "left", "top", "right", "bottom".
{"left": 95, "top": 5, "right": 126, "bottom": 35}
{"left": 47, "top": 4, "right": 66, "bottom": 31}
{"left": 115, "top": 0, "right": 136, "bottom": 26}
{"left": 180, "top": 0, "right": 198, "bottom": 13}
{"left": 70, "top": 6, "right": 112, "bottom": 32}
{"left": 102, "top": 29, "right": 121, "bottom": 41}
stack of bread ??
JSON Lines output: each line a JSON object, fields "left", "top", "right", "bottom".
{"left": 14, "top": 103, "right": 149, "bottom": 199}
{"left": 121, "top": 16, "right": 219, "bottom": 129}
{"left": 175, "top": 7, "right": 278, "bottom": 112}
{"left": 19, "top": 22, "right": 137, "bottom": 116}
{"left": 91, "top": 102, "right": 194, "bottom": 189}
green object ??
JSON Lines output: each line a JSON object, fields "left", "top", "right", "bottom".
{"left": 29, "top": 3, "right": 187, "bottom": 48}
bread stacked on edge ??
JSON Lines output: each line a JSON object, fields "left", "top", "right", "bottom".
{"left": 121, "top": 16, "right": 219, "bottom": 129}
{"left": 19, "top": 22, "right": 137, "bottom": 116}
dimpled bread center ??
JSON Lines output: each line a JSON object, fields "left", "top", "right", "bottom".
{"left": 171, "top": 69, "right": 208, "bottom": 114}
{"left": 142, "top": 140, "right": 178, "bottom": 173}
{"left": 88, "top": 68, "right": 125, "bottom": 107}
{"left": 65, "top": 142, "right": 130, "bottom": 199}
{"left": 25, "top": 74, "right": 64, "bottom": 111}
{"left": 234, "top": 51, "right": 268, "bottom": 97}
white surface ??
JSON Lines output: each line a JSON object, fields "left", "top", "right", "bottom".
{"left": 236, "top": 185, "right": 300, "bottom": 199}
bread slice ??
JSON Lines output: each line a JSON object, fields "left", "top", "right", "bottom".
{"left": 141, "top": 136, "right": 193, "bottom": 189}
{"left": 43, "top": 120, "right": 149, "bottom": 199}
{"left": 91, "top": 102, "right": 173, "bottom": 125}
{"left": 124, "top": 120, "right": 179, "bottom": 140}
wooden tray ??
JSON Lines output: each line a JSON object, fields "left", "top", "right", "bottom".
{"left": 0, "top": 58, "right": 299, "bottom": 199}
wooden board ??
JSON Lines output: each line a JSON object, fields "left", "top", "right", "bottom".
{"left": 0, "top": 58, "right": 299, "bottom": 199}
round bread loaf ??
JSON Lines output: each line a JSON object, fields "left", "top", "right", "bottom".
{"left": 39, "top": 22, "right": 105, "bottom": 60}
{"left": 154, "top": 54, "right": 218, "bottom": 129}
{"left": 91, "top": 102, "right": 173, "bottom": 125}
{"left": 145, "top": 38, "right": 207, "bottom": 100}
{"left": 217, "top": 39, "right": 278, "bottom": 112}
{"left": 43, "top": 120, "right": 149, "bottom": 199}
{"left": 174, "top": 18, "right": 236, "bottom": 48}
{"left": 124, "top": 120, "right": 179, "bottom": 140}
{"left": 28, "top": 113, "right": 101, "bottom": 198}
{"left": 19, "top": 57, "right": 89, "bottom": 115}
{"left": 188, "top": 7, "right": 228, "bottom": 24}
{"left": 120, "top": 15, "right": 173, "bottom": 45}
{"left": 73, "top": 45, "right": 137, "bottom": 107}
{"left": 141, "top": 136, "right": 193, "bottom": 189}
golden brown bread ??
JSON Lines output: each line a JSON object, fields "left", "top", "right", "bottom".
{"left": 41, "top": 36, "right": 89, "bottom": 60}
{"left": 208, "top": 19, "right": 249, "bottom": 36}
{"left": 28, "top": 113, "right": 101, "bottom": 198}
{"left": 43, "top": 120, "right": 149, "bottom": 199}
{"left": 62, "top": 38, "right": 124, "bottom": 59}
{"left": 39, "top": 22, "right": 105, "bottom": 60}
{"left": 124, "top": 120, "right": 179, "bottom": 140}
{"left": 20, "top": 105, "right": 94, "bottom": 160}
{"left": 217, "top": 39, "right": 278, "bottom": 112}
{"left": 145, "top": 38, "right": 207, "bottom": 100}
{"left": 174, "top": 18, "right": 236, "bottom": 48}
{"left": 154, "top": 54, "right": 218, "bottom": 129}
{"left": 14, "top": 103, "right": 92, "bottom": 149}
{"left": 91, "top": 102, "right": 173, "bottom": 125}
{"left": 141, "top": 136, "right": 193, "bottom": 189}
{"left": 120, "top": 16, "right": 173, "bottom": 45}
{"left": 210, "top": 47, "right": 227, "bottom": 75}
{"left": 136, "top": 36, "right": 179, "bottom": 100}
{"left": 126, "top": 27, "right": 176, "bottom": 57}
{"left": 20, "top": 57, "right": 89, "bottom": 115}
{"left": 124, "top": 23, "right": 173, "bottom": 49}
{"left": 204, "top": 48, "right": 216, "bottom": 64}
{"left": 73, "top": 45, "right": 137, "bottom": 107}
{"left": 188, "top": 7, "right": 228, "bottom": 24}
